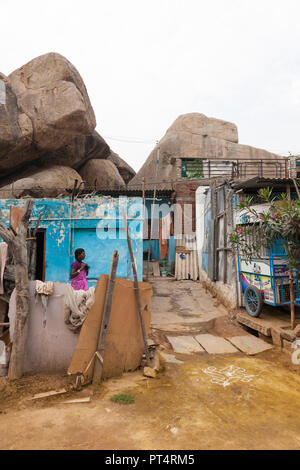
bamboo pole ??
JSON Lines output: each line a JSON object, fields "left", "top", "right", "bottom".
{"left": 286, "top": 183, "right": 296, "bottom": 330}
{"left": 146, "top": 146, "right": 160, "bottom": 281}
{"left": 122, "top": 208, "right": 151, "bottom": 364}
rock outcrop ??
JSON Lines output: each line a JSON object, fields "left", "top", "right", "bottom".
{"left": 79, "top": 159, "right": 126, "bottom": 189}
{"left": 0, "top": 53, "right": 96, "bottom": 176}
{"left": 8, "top": 52, "right": 96, "bottom": 151}
{"left": 129, "top": 112, "right": 281, "bottom": 187}
{"left": 42, "top": 130, "right": 110, "bottom": 170}
{"left": 167, "top": 113, "right": 238, "bottom": 143}
{"left": 0, "top": 165, "right": 83, "bottom": 199}
{"left": 0, "top": 53, "right": 136, "bottom": 195}
{"left": 107, "top": 151, "right": 136, "bottom": 184}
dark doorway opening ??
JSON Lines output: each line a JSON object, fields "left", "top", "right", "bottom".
{"left": 35, "top": 229, "right": 46, "bottom": 281}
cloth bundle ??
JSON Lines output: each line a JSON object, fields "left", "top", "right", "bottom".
{"left": 63, "top": 284, "right": 95, "bottom": 333}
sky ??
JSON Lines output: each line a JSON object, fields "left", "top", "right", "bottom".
{"left": 1, "top": 0, "right": 300, "bottom": 172}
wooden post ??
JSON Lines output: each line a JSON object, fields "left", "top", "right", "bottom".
{"left": 0, "top": 200, "right": 33, "bottom": 379}
{"left": 122, "top": 208, "right": 151, "bottom": 364}
{"left": 92, "top": 250, "right": 119, "bottom": 385}
{"left": 286, "top": 184, "right": 296, "bottom": 329}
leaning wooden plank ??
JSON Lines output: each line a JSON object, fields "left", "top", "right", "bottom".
{"left": 27, "top": 388, "right": 67, "bottom": 400}
{"left": 61, "top": 397, "right": 91, "bottom": 404}
{"left": 92, "top": 250, "right": 119, "bottom": 385}
{"left": 122, "top": 208, "right": 151, "bottom": 364}
{"left": 68, "top": 275, "right": 152, "bottom": 381}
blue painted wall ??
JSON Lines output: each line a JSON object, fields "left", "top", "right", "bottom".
{"left": 0, "top": 196, "right": 144, "bottom": 285}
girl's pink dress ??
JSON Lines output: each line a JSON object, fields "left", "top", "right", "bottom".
{"left": 71, "top": 261, "right": 88, "bottom": 291}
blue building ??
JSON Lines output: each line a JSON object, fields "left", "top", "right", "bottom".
{"left": 0, "top": 196, "right": 144, "bottom": 285}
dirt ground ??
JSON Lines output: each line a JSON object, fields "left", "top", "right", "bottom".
{"left": 1, "top": 279, "right": 299, "bottom": 450}
{"left": 0, "top": 345, "right": 299, "bottom": 450}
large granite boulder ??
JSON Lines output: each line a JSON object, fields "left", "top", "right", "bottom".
{"left": 107, "top": 151, "right": 135, "bottom": 183}
{"left": 42, "top": 130, "right": 110, "bottom": 169}
{"left": 0, "top": 165, "right": 83, "bottom": 198}
{"left": 129, "top": 112, "right": 281, "bottom": 187}
{"left": 0, "top": 53, "right": 96, "bottom": 176}
{"left": 0, "top": 74, "right": 33, "bottom": 171}
{"left": 8, "top": 53, "right": 96, "bottom": 150}
{"left": 79, "top": 159, "right": 125, "bottom": 189}
{"left": 167, "top": 113, "right": 238, "bottom": 143}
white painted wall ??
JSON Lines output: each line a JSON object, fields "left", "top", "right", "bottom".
{"left": 195, "top": 186, "right": 209, "bottom": 276}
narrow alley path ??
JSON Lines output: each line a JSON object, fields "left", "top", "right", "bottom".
{"left": 0, "top": 279, "right": 299, "bottom": 450}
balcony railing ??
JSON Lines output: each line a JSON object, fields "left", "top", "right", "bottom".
{"left": 181, "top": 158, "right": 294, "bottom": 180}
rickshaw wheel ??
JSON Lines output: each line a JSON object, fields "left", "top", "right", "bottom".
{"left": 244, "top": 285, "right": 263, "bottom": 317}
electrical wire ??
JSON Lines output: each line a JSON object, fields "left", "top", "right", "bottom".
{"left": 103, "top": 134, "right": 158, "bottom": 144}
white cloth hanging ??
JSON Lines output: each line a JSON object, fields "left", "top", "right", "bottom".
{"left": 63, "top": 284, "right": 95, "bottom": 333}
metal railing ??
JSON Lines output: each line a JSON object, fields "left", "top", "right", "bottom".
{"left": 180, "top": 158, "right": 291, "bottom": 180}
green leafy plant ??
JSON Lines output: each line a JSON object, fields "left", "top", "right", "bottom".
{"left": 110, "top": 393, "right": 135, "bottom": 405}
{"left": 230, "top": 185, "right": 300, "bottom": 277}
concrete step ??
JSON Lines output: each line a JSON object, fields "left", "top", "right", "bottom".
{"left": 195, "top": 334, "right": 239, "bottom": 354}
{"left": 226, "top": 335, "right": 274, "bottom": 355}
{"left": 167, "top": 335, "right": 205, "bottom": 354}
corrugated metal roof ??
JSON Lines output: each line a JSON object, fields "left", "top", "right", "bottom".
{"left": 231, "top": 177, "right": 295, "bottom": 191}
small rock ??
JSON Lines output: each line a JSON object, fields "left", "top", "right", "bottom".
{"left": 170, "top": 427, "right": 178, "bottom": 435}
{"left": 150, "top": 349, "right": 162, "bottom": 372}
{"left": 143, "top": 367, "right": 157, "bottom": 378}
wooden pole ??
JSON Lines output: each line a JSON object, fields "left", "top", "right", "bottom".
{"left": 0, "top": 200, "right": 33, "bottom": 379}
{"left": 286, "top": 184, "right": 296, "bottom": 329}
{"left": 146, "top": 146, "right": 160, "bottom": 281}
{"left": 92, "top": 250, "right": 119, "bottom": 385}
{"left": 122, "top": 208, "right": 151, "bottom": 364}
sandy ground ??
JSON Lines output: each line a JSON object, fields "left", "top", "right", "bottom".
{"left": 0, "top": 279, "right": 299, "bottom": 450}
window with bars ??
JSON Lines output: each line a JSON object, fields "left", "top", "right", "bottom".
{"left": 181, "top": 159, "right": 204, "bottom": 178}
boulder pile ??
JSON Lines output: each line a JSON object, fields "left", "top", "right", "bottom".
{"left": 0, "top": 53, "right": 135, "bottom": 198}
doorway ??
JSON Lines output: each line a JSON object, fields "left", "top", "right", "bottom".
{"left": 35, "top": 229, "right": 46, "bottom": 281}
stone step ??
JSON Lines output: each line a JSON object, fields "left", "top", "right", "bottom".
{"left": 167, "top": 335, "right": 205, "bottom": 354}
{"left": 195, "top": 334, "right": 238, "bottom": 354}
{"left": 227, "top": 335, "right": 273, "bottom": 355}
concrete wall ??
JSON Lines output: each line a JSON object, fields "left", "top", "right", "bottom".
{"left": 0, "top": 196, "right": 144, "bottom": 284}
{"left": 200, "top": 267, "right": 237, "bottom": 311}
{"left": 9, "top": 282, "right": 78, "bottom": 373}
{"left": 197, "top": 186, "right": 238, "bottom": 310}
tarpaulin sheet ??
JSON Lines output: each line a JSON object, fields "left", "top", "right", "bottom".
{"left": 68, "top": 274, "right": 153, "bottom": 380}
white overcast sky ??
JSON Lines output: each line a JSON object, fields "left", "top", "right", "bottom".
{"left": 2, "top": 0, "right": 300, "bottom": 172}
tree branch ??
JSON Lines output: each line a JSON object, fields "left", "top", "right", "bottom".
{"left": 0, "top": 223, "right": 14, "bottom": 244}
{"left": 20, "top": 199, "right": 34, "bottom": 227}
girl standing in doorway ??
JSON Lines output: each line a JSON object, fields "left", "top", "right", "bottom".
{"left": 70, "top": 248, "right": 89, "bottom": 291}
